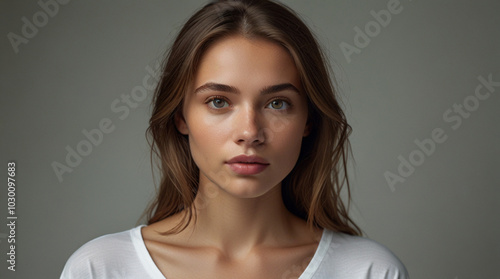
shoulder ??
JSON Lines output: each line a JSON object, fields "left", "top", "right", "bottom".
{"left": 314, "top": 230, "right": 409, "bottom": 278}
{"left": 60, "top": 226, "right": 144, "bottom": 279}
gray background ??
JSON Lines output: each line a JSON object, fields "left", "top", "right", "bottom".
{"left": 1, "top": 0, "right": 499, "bottom": 278}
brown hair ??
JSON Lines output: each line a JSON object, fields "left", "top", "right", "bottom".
{"left": 144, "top": 0, "right": 361, "bottom": 236}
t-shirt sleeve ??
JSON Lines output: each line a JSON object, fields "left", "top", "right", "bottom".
{"left": 315, "top": 232, "right": 409, "bottom": 279}
{"left": 346, "top": 238, "right": 409, "bottom": 279}
{"left": 59, "top": 231, "right": 138, "bottom": 279}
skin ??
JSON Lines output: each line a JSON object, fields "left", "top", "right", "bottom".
{"left": 142, "top": 35, "right": 322, "bottom": 279}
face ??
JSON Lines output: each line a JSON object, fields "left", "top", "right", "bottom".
{"left": 176, "top": 35, "right": 310, "bottom": 199}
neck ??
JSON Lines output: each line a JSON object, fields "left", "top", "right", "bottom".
{"left": 186, "top": 175, "right": 301, "bottom": 259}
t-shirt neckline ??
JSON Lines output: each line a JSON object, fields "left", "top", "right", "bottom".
{"left": 131, "top": 224, "right": 331, "bottom": 279}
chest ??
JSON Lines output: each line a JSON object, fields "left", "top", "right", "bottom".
{"left": 146, "top": 241, "right": 317, "bottom": 279}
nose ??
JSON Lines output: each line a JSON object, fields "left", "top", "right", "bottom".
{"left": 233, "top": 105, "right": 265, "bottom": 146}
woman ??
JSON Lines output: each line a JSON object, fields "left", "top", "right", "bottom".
{"left": 61, "top": 0, "right": 409, "bottom": 278}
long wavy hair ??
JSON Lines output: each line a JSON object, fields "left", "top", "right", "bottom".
{"left": 144, "top": 0, "right": 361, "bottom": 236}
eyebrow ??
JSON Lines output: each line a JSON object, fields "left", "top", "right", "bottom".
{"left": 193, "top": 82, "right": 300, "bottom": 95}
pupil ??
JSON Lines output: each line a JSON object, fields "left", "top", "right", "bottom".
{"left": 214, "top": 99, "right": 224, "bottom": 108}
{"left": 272, "top": 100, "right": 282, "bottom": 109}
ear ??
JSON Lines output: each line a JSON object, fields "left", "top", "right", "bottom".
{"left": 174, "top": 109, "right": 189, "bottom": 135}
{"left": 303, "top": 121, "right": 311, "bottom": 137}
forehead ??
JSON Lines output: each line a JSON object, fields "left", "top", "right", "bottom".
{"left": 193, "top": 35, "right": 301, "bottom": 91}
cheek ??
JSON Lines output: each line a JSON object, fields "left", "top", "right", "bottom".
{"left": 269, "top": 118, "right": 307, "bottom": 164}
{"left": 185, "top": 113, "right": 231, "bottom": 161}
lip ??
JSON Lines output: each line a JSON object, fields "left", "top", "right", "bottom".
{"left": 226, "top": 155, "right": 269, "bottom": 164}
{"left": 225, "top": 155, "right": 270, "bottom": 175}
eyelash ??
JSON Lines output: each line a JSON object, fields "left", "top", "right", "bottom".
{"left": 204, "top": 95, "right": 293, "bottom": 112}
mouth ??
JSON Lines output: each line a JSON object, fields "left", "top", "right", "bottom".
{"left": 226, "top": 155, "right": 269, "bottom": 165}
{"left": 225, "top": 162, "right": 269, "bottom": 175}
{"left": 225, "top": 155, "right": 270, "bottom": 175}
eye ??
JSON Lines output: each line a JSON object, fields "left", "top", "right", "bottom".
{"left": 206, "top": 96, "right": 229, "bottom": 109}
{"left": 267, "top": 99, "right": 290, "bottom": 110}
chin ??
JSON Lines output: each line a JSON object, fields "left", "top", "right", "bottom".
{"left": 220, "top": 178, "right": 281, "bottom": 199}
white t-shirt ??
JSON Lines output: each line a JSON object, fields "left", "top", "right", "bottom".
{"left": 60, "top": 225, "right": 409, "bottom": 278}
